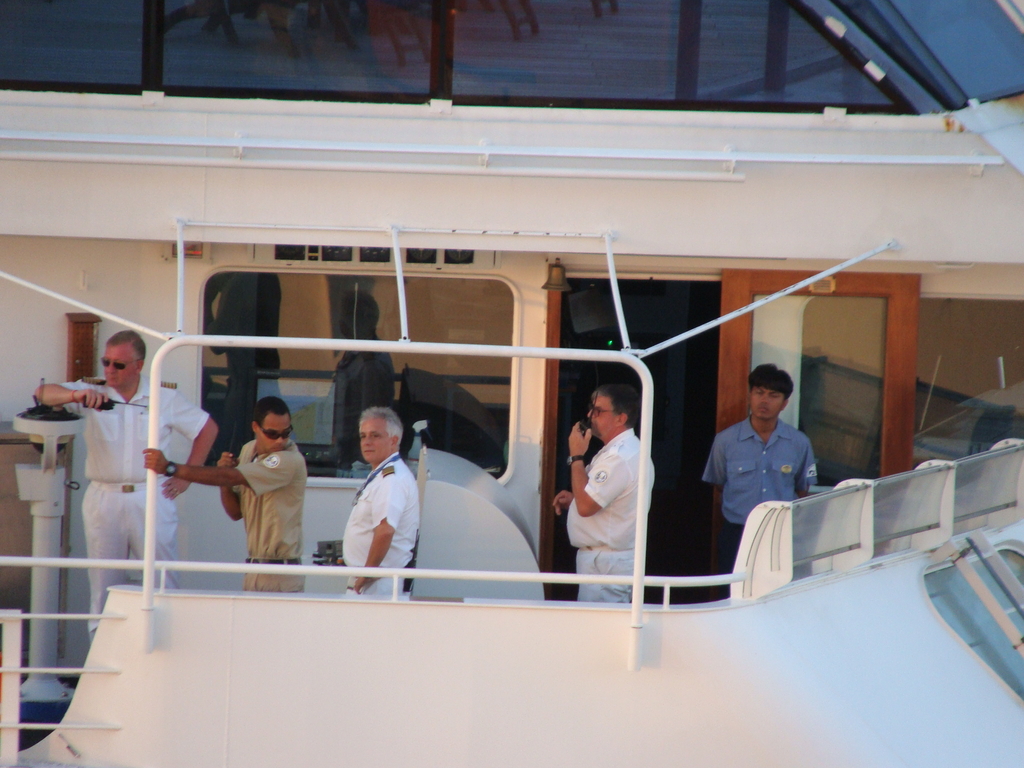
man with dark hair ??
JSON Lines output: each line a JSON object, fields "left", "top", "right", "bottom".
{"left": 144, "top": 395, "right": 307, "bottom": 592}
{"left": 553, "top": 384, "right": 654, "bottom": 602}
{"left": 702, "top": 363, "right": 816, "bottom": 574}
{"left": 35, "top": 329, "right": 218, "bottom": 629}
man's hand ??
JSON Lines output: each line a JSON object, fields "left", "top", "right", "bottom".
{"left": 353, "top": 576, "right": 377, "bottom": 594}
{"left": 71, "top": 389, "right": 109, "bottom": 410}
{"left": 143, "top": 448, "right": 169, "bottom": 475}
{"left": 217, "top": 452, "right": 238, "bottom": 469}
{"left": 568, "top": 423, "right": 591, "bottom": 457}
{"left": 162, "top": 477, "right": 191, "bottom": 500}
{"left": 552, "top": 490, "right": 574, "bottom": 516}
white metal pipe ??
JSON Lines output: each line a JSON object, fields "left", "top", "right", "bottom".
{"left": 603, "top": 233, "right": 632, "bottom": 351}
{"left": 175, "top": 218, "right": 186, "bottom": 334}
{"left": 390, "top": 226, "right": 411, "bottom": 341}
{"left": 145, "top": 334, "right": 657, "bottom": 665}
{"left": 0, "top": 612, "right": 22, "bottom": 765}
{"left": 0, "top": 267, "right": 170, "bottom": 342}
{"left": 0, "top": 129, "right": 1004, "bottom": 166}
{"left": 182, "top": 219, "right": 609, "bottom": 239}
{"left": 0, "top": 151, "right": 746, "bottom": 183}
{"left": 639, "top": 239, "right": 899, "bottom": 358}
{"left": 0, "top": 555, "right": 745, "bottom": 588}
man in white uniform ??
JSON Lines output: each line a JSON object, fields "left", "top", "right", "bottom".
{"left": 342, "top": 407, "right": 419, "bottom": 596}
{"left": 553, "top": 384, "right": 652, "bottom": 603}
{"left": 34, "top": 330, "right": 218, "bottom": 625}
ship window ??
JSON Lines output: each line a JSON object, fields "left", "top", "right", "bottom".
{"left": 925, "top": 549, "right": 1024, "bottom": 700}
{"left": 915, "top": 298, "right": 1024, "bottom": 464}
{"left": 451, "top": 0, "right": 896, "bottom": 107}
{"left": 201, "top": 271, "right": 514, "bottom": 478}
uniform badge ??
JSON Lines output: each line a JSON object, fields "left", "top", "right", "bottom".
{"left": 781, "top": 464, "right": 793, "bottom": 474}
{"left": 594, "top": 470, "right": 608, "bottom": 484}
{"left": 382, "top": 466, "right": 395, "bottom": 477}
{"left": 263, "top": 455, "right": 281, "bottom": 469}
{"left": 807, "top": 463, "right": 817, "bottom": 478}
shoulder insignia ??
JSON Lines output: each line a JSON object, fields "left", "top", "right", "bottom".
{"left": 81, "top": 377, "right": 105, "bottom": 385}
{"left": 382, "top": 466, "right": 396, "bottom": 477}
{"left": 161, "top": 381, "right": 178, "bottom": 389}
{"left": 263, "top": 454, "right": 281, "bottom": 469}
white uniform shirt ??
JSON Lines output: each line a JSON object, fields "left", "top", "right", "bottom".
{"left": 343, "top": 453, "right": 419, "bottom": 569}
{"left": 64, "top": 375, "right": 210, "bottom": 484}
{"left": 567, "top": 430, "right": 653, "bottom": 551}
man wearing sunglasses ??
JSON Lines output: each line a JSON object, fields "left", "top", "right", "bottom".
{"left": 34, "top": 330, "right": 218, "bottom": 629}
{"left": 553, "top": 384, "right": 653, "bottom": 603}
{"left": 144, "top": 396, "right": 306, "bottom": 592}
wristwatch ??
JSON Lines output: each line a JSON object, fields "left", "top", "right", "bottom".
{"left": 566, "top": 455, "right": 586, "bottom": 467}
{"left": 164, "top": 462, "right": 178, "bottom": 478}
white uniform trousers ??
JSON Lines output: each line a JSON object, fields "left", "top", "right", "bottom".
{"left": 576, "top": 548, "right": 633, "bottom": 603}
{"left": 83, "top": 482, "right": 179, "bottom": 630}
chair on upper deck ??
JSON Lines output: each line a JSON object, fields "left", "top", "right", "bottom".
{"left": 455, "top": 0, "right": 538, "bottom": 41}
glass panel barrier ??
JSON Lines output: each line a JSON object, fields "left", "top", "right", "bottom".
{"left": 0, "top": 0, "right": 142, "bottom": 85}
{"left": 953, "top": 446, "right": 1024, "bottom": 528}
{"left": 873, "top": 465, "right": 946, "bottom": 552}
{"left": 791, "top": 483, "right": 865, "bottom": 571}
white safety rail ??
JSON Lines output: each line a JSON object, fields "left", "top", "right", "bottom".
{"left": 0, "top": 609, "right": 124, "bottom": 765}
{"left": 734, "top": 442, "right": 1024, "bottom": 600}
{"left": 0, "top": 552, "right": 746, "bottom": 750}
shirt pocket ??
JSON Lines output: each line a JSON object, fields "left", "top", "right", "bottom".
{"left": 771, "top": 458, "right": 798, "bottom": 493}
{"left": 727, "top": 460, "right": 758, "bottom": 491}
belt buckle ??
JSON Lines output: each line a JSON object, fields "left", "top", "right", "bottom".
{"left": 121, "top": 484, "right": 135, "bottom": 493}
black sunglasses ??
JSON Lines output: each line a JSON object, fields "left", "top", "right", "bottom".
{"left": 258, "top": 425, "right": 293, "bottom": 440}
{"left": 101, "top": 357, "right": 139, "bottom": 370}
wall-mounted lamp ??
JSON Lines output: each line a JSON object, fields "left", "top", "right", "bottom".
{"left": 542, "top": 258, "right": 571, "bottom": 291}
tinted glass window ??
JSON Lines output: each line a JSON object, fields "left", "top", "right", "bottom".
{"left": 201, "top": 270, "right": 513, "bottom": 478}
{"left": 915, "top": 299, "right": 1024, "bottom": 464}
{"left": 163, "top": 0, "right": 431, "bottom": 94}
{"left": 888, "top": 0, "right": 1024, "bottom": 101}
{"left": 0, "top": 0, "right": 142, "bottom": 85}
{"left": 451, "top": 0, "right": 894, "bottom": 107}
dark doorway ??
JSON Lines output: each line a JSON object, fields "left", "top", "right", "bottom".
{"left": 549, "top": 278, "right": 721, "bottom": 603}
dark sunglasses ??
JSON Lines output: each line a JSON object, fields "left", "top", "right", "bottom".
{"left": 101, "top": 357, "right": 139, "bottom": 370}
{"left": 258, "top": 425, "right": 293, "bottom": 440}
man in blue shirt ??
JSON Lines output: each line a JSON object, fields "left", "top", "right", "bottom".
{"left": 702, "top": 364, "right": 816, "bottom": 573}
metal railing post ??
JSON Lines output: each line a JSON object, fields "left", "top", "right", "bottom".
{"left": 0, "top": 613, "right": 24, "bottom": 765}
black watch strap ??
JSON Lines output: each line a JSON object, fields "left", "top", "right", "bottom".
{"left": 164, "top": 462, "right": 178, "bottom": 478}
{"left": 567, "top": 455, "right": 586, "bottom": 466}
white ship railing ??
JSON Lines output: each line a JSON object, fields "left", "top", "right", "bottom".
{"left": 735, "top": 440, "right": 1024, "bottom": 600}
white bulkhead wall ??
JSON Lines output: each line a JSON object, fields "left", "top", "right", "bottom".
{"left": 0, "top": 91, "right": 1023, "bottom": 262}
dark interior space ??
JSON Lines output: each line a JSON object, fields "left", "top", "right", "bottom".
{"left": 550, "top": 278, "right": 721, "bottom": 603}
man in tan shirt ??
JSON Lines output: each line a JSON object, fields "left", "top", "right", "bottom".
{"left": 143, "top": 396, "right": 307, "bottom": 592}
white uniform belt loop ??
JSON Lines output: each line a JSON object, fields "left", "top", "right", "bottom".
{"left": 578, "top": 545, "right": 633, "bottom": 554}
{"left": 90, "top": 481, "right": 147, "bottom": 493}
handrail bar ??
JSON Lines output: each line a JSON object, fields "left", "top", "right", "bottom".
{"left": 0, "top": 554, "right": 744, "bottom": 589}
{"left": 0, "top": 667, "right": 119, "bottom": 675}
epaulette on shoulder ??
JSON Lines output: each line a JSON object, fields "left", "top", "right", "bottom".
{"left": 161, "top": 381, "right": 178, "bottom": 390}
{"left": 81, "top": 377, "right": 105, "bottom": 385}
{"left": 382, "top": 466, "right": 396, "bottom": 477}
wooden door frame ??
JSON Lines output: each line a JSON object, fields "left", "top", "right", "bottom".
{"left": 717, "top": 269, "right": 920, "bottom": 478}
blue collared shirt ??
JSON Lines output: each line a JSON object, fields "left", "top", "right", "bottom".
{"left": 702, "top": 418, "right": 817, "bottom": 525}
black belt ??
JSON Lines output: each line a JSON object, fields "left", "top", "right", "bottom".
{"left": 246, "top": 557, "right": 301, "bottom": 564}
